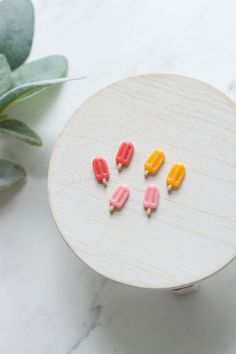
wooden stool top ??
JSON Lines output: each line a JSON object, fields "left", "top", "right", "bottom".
{"left": 48, "top": 74, "right": 236, "bottom": 288}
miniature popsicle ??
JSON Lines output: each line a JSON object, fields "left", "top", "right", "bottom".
{"left": 92, "top": 157, "right": 110, "bottom": 186}
{"left": 116, "top": 142, "right": 134, "bottom": 171}
{"left": 166, "top": 163, "right": 186, "bottom": 192}
{"left": 143, "top": 185, "right": 159, "bottom": 217}
{"left": 109, "top": 185, "right": 130, "bottom": 213}
{"left": 144, "top": 150, "right": 165, "bottom": 177}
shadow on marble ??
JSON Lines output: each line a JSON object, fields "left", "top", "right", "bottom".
{"left": 0, "top": 183, "right": 26, "bottom": 209}
{"left": 65, "top": 258, "right": 236, "bottom": 354}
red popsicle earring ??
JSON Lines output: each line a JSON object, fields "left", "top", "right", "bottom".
{"left": 92, "top": 157, "right": 110, "bottom": 187}
{"left": 116, "top": 141, "right": 134, "bottom": 171}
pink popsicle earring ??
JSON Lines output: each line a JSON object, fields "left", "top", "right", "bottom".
{"left": 143, "top": 185, "right": 159, "bottom": 217}
{"left": 109, "top": 185, "right": 130, "bottom": 213}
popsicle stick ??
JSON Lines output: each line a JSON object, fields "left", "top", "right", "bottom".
{"left": 146, "top": 208, "right": 152, "bottom": 217}
{"left": 117, "top": 163, "right": 123, "bottom": 171}
{"left": 109, "top": 205, "right": 115, "bottom": 213}
{"left": 144, "top": 169, "right": 149, "bottom": 178}
{"left": 102, "top": 178, "right": 108, "bottom": 187}
{"left": 167, "top": 184, "right": 173, "bottom": 193}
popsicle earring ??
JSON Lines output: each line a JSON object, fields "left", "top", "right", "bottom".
{"left": 109, "top": 185, "right": 130, "bottom": 213}
{"left": 144, "top": 150, "right": 165, "bottom": 177}
{"left": 92, "top": 157, "right": 110, "bottom": 187}
{"left": 116, "top": 141, "right": 134, "bottom": 171}
{"left": 166, "top": 163, "right": 186, "bottom": 192}
{"left": 144, "top": 185, "right": 159, "bottom": 217}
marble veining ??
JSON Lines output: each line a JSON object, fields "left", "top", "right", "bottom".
{"left": 67, "top": 279, "right": 107, "bottom": 354}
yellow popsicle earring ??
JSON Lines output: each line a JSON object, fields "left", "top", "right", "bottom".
{"left": 166, "top": 163, "right": 186, "bottom": 192}
{"left": 144, "top": 150, "right": 165, "bottom": 177}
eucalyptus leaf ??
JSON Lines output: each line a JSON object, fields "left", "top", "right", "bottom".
{"left": 0, "top": 0, "right": 34, "bottom": 70}
{"left": 0, "top": 115, "right": 8, "bottom": 121}
{"left": 0, "top": 159, "right": 26, "bottom": 190}
{"left": 12, "top": 55, "right": 68, "bottom": 87}
{"left": 0, "top": 54, "right": 11, "bottom": 96}
{"left": 0, "top": 119, "right": 42, "bottom": 146}
{"left": 0, "top": 76, "right": 85, "bottom": 112}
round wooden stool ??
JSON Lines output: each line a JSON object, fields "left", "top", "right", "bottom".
{"left": 48, "top": 74, "right": 236, "bottom": 293}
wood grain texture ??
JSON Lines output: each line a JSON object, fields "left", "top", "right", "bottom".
{"left": 48, "top": 74, "right": 236, "bottom": 289}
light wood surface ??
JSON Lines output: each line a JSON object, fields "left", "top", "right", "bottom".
{"left": 48, "top": 74, "right": 236, "bottom": 289}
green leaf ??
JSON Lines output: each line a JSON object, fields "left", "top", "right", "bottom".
{"left": 0, "top": 76, "right": 85, "bottom": 112}
{"left": 0, "top": 159, "right": 26, "bottom": 190}
{"left": 0, "top": 0, "right": 34, "bottom": 70}
{"left": 0, "top": 54, "right": 11, "bottom": 96}
{"left": 0, "top": 119, "right": 42, "bottom": 146}
{"left": 12, "top": 55, "right": 68, "bottom": 87}
{"left": 0, "top": 115, "right": 8, "bottom": 121}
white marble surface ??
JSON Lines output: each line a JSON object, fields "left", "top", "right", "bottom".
{"left": 1, "top": 0, "right": 236, "bottom": 353}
